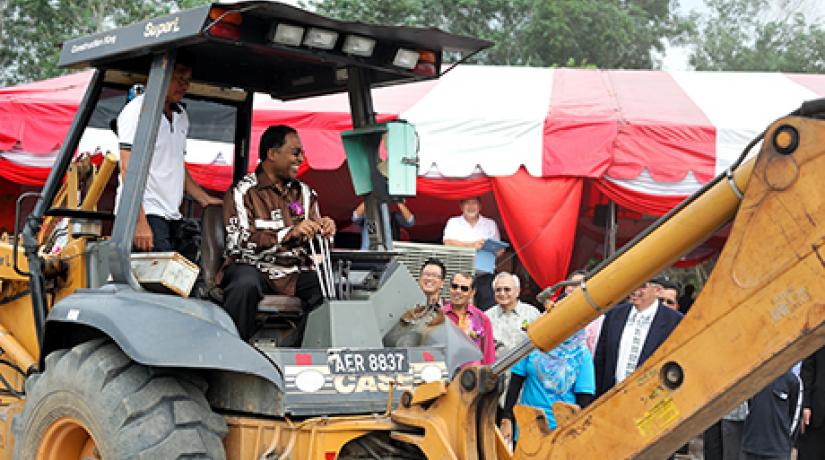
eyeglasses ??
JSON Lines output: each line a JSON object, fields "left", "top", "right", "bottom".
{"left": 450, "top": 283, "right": 471, "bottom": 292}
{"left": 659, "top": 297, "right": 678, "bottom": 306}
{"left": 494, "top": 287, "right": 512, "bottom": 293}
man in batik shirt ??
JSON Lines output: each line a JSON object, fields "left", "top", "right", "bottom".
{"left": 218, "top": 125, "right": 335, "bottom": 342}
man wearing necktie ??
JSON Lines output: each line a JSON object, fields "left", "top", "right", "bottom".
{"left": 594, "top": 277, "right": 684, "bottom": 397}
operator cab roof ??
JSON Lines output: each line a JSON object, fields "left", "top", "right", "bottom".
{"left": 58, "top": 1, "right": 492, "bottom": 101}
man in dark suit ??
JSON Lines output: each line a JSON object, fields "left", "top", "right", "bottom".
{"left": 594, "top": 277, "right": 683, "bottom": 397}
{"left": 797, "top": 346, "right": 825, "bottom": 460}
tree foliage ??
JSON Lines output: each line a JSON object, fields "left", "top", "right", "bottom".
{"left": 686, "top": 0, "right": 825, "bottom": 72}
{"left": 306, "top": 0, "right": 689, "bottom": 68}
{"left": 0, "top": 0, "right": 210, "bottom": 85}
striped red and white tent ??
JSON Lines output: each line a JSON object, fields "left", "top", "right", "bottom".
{"left": 2, "top": 65, "right": 824, "bottom": 286}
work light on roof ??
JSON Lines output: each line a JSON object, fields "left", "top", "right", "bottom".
{"left": 393, "top": 49, "right": 420, "bottom": 69}
{"left": 303, "top": 28, "right": 338, "bottom": 49}
{"left": 342, "top": 35, "right": 376, "bottom": 57}
{"left": 271, "top": 23, "right": 304, "bottom": 46}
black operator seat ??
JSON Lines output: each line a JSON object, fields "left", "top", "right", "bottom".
{"left": 200, "top": 205, "right": 302, "bottom": 317}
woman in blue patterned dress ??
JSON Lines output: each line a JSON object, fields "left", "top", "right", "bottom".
{"left": 499, "top": 328, "right": 595, "bottom": 442}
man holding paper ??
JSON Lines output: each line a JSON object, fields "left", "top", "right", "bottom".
{"left": 443, "top": 197, "right": 504, "bottom": 309}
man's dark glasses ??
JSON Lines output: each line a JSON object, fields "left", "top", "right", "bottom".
{"left": 451, "top": 283, "right": 471, "bottom": 292}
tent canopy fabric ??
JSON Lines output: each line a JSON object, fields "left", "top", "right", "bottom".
{"left": 4, "top": 66, "right": 824, "bottom": 191}
{"left": 3, "top": 66, "right": 825, "bottom": 287}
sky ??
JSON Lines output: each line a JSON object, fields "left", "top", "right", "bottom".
{"left": 661, "top": 0, "right": 709, "bottom": 71}
{"left": 663, "top": 0, "right": 825, "bottom": 70}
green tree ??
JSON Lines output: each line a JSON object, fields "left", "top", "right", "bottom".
{"left": 306, "top": 0, "right": 689, "bottom": 68}
{"left": 0, "top": 0, "right": 210, "bottom": 86}
{"left": 687, "top": 0, "right": 825, "bottom": 72}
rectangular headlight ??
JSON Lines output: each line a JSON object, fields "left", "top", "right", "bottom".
{"left": 342, "top": 35, "right": 376, "bottom": 57}
{"left": 303, "top": 28, "right": 338, "bottom": 49}
{"left": 393, "top": 49, "right": 420, "bottom": 69}
{"left": 270, "top": 23, "right": 304, "bottom": 46}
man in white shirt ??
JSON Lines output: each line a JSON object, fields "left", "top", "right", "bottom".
{"left": 117, "top": 61, "right": 221, "bottom": 257}
{"left": 443, "top": 197, "right": 501, "bottom": 309}
{"left": 442, "top": 197, "right": 500, "bottom": 248}
{"left": 594, "top": 277, "right": 682, "bottom": 397}
{"left": 487, "top": 272, "right": 540, "bottom": 359}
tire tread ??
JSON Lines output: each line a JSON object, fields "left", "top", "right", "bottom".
{"left": 14, "top": 340, "right": 227, "bottom": 460}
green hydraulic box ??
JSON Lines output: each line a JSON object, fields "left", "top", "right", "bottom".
{"left": 341, "top": 121, "right": 418, "bottom": 197}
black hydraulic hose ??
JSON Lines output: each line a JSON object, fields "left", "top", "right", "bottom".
{"left": 0, "top": 358, "right": 27, "bottom": 377}
{"left": 12, "top": 192, "right": 40, "bottom": 277}
{"left": 0, "top": 373, "right": 23, "bottom": 399}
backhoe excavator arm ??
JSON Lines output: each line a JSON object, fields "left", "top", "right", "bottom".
{"left": 391, "top": 104, "right": 825, "bottom": 459}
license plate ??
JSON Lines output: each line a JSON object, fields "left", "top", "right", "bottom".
{"left": 328, "top": 349, "right": 410, "bottom": 374}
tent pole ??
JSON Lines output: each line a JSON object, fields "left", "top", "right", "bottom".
{"left": 607, "top": 200, "right": 617, "bottom": 257}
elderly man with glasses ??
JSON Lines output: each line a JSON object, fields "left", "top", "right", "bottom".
{"left": 593, "top": 276, "right": 683, "bottom": 397}
{"left": 443, "top": 271, "right": 496, "bottom": 365}
{"left": 486, "top": 272, "right": 541, "bottom": 360}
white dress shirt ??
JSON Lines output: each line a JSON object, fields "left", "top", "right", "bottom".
{"left": 442, "top": 215, "right": 500, "bottom": 243}
{"left": 615, "top": 301, "right": 659, "bottom": 384}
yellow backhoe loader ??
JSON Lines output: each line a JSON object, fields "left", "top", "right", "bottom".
{"left": 0, "top": 2, "right": 823, "bottom": 459}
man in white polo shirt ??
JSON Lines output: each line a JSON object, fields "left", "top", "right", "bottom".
{"left": 117, "top": 60, "right": 221, "bottom": 257}
{"left": 443, "top": 197, "right": 500, "bottom": 249}
{"left": 443, "top": 197, "right": 501, "bottom": 309}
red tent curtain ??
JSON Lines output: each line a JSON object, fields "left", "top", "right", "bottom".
{"left": 593, "top": 179, "right": 686, "bottom": 217}
{"left": 0, "top": 157, "right": 51, "bottom": 186}
{"left": 491, "top": 170, "right": 583, "bottom": 288}
{"left": 417, "top": 176, "right": 493, "bottom": 199}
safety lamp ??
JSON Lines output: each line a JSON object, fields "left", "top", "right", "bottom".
{"left": 414, "top": 50, "right": 437, "bottom": 76}
{"left": 270, "top": 23, "right": 304, "bottom": 46}
{"left": 206, "top": 7, "right": 242, "bottom": 40}
{"left": 342, "top": 35, "right": 376, "bottom": 57}
{"left": 303, "top": 28, "right": 338, "bottom": 49}
{"left": 393, "top": 49, "right": 420, "bottom": 69}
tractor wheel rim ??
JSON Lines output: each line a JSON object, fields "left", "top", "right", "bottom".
{"left": 37, "top": 416, "right": 100, "bottom": 460}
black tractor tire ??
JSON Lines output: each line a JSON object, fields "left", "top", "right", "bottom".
{"left": 13, "top": 339, "right": 228, "bottom": 459}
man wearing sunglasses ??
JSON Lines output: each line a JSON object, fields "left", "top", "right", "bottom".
{"left": 218, "top": 125, "right": 336, "bottom": 343}
{"left": 443, "top": 272, "right": 496, "bottom": 365}
{"left": 594, "top": 276, "right": 682, "bottom": 397}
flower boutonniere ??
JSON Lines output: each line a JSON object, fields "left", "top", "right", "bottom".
{"left": 468, "top": 327, "right": 482, "bottom": 340}
{"left": 288, "top": 201, "right": 305, "bottom": 221}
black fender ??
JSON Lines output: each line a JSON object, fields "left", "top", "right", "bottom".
{"left": 44, "top": 283, "right": 284, "bottom": 391}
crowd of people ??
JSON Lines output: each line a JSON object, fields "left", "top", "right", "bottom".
{"left": 416, "top": 260, "right": 681, "bottom": 450}
{"left": 413, "top": 255, "right": 824, "bottom": 460}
